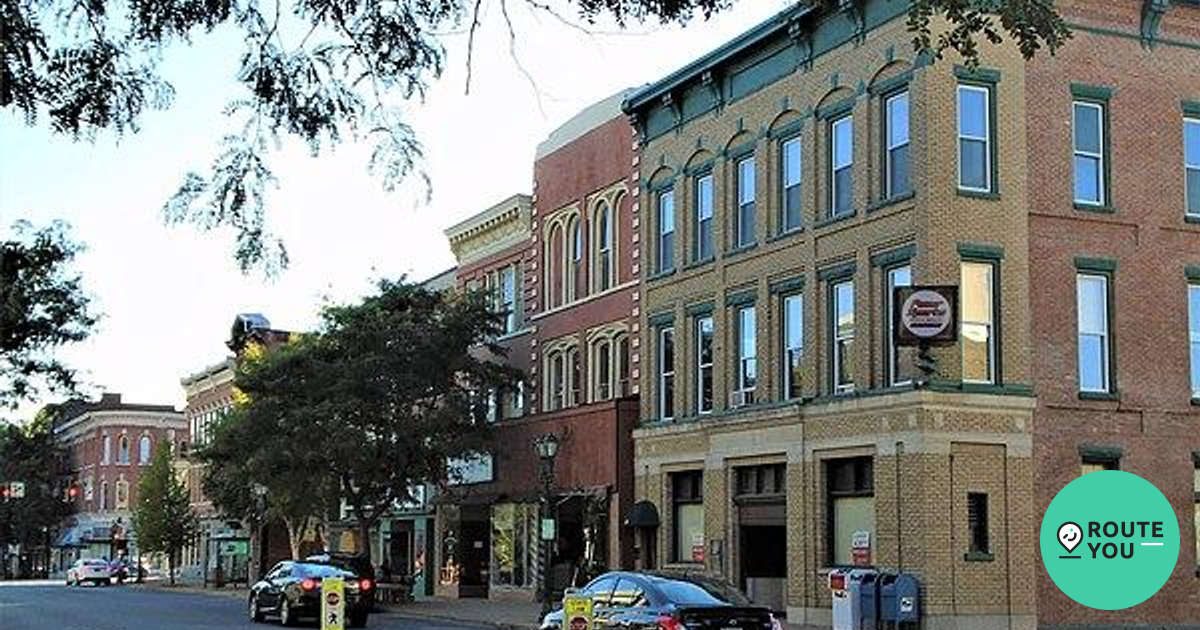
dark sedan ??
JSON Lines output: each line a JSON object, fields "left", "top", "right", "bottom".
{"left": 541, "top": 571, "right": 782, "bottom": 630}
{"left": 249, "top": 560, "right": 373, "bottom": 627}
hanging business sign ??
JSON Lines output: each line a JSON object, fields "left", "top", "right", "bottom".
{"left": 894, "top": 286, "right": 958, "bottom": 346}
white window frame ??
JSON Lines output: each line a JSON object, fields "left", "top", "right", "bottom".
{"left": 957, "top": 84, "right": 992, "bottom": 193}
{"left": 696, "top": 316, "right": 714, "bottom": 414}
{"left": 1191, "top": 284, "right": 1200, "bottom": 398}
{"left": 736, "top": 156, "right": 756, "bottom": 247}
{"left": 659, "top": 327, "right": 675, "bottom": 421}
{"left": 570, "top": 218, "right": 583, "bottom": 301}
{"left": 658, "top": 190, "right": 675, "bottom": 272}
{"left": 781, "top": 136, "right": 802, "bottom": 232}
{"left": 1073, "top": 101, "right": 1106, "bottom": 206}
{"left": 1186, "top": 118, "right": 1200, "bottom": 217}
{"left": 138, "top": 435, "right": 152, "bottom": 465}
{"left": 737, "top": 306, "right": 757, "bottom": 394}
{"left": 832, "top": 280, "right": 855, "bottom": 394}
{"left": 1076, "top": 272, "right": 1111, "bottom": 394}
{"left": 695, "top": 173, "right": 714, "bottom": 261}
{"left": 961, "top": 261, "right": 997, "bottom": 385}
{"left": 595, "top": 204, "right": 613, "bottom": 293}
{"left": 831, "top": 115, "right": 854, "bottom": 217}
{"left": 885, "top": 91, "right": 910, "bottom": 199}
{"left": 498, "top": 265, "right": 516, "bottom": 333}
{"left": 783, "top": 293, "right": 804, "bottom": 400}
{"left": 887, "top": 265, "right": 913, "bottom": 387}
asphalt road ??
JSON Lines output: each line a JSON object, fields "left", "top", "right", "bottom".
{"left": 0, "top": 580, "right": 497, "bottom": 630}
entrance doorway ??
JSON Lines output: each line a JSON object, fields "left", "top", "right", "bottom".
{"left": 457, "top": 506, "right": 490, "bottom": 598}
{"left": 734, "top": 464, "right": 786, "bottom": 612}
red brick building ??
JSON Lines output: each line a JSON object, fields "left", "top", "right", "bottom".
{"left": 436, "top": 91, "right": 640, "bottom": 601}
{"left": 1027, "top": 1, "right": 1200, "bottom": 626}
{"left": 51, "top": 393, "right": 185, "bottom": 570}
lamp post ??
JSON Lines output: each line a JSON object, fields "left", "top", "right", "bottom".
{"left": 534, "top": 433, "right": 560, "bottom": 618}
{"left": 252, "top": 484, "right": 268, "bottom": 581}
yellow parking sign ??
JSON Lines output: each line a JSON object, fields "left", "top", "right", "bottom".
{"left": 321, "top": 576, "right": 345, "bottom": 630}
{"left": 563, "top": 593, "right": 594, "bottom": 630}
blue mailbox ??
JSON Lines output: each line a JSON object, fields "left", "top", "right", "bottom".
{"left": 880, "top": 572, "right": 920, "bottom": 624}
{"left": 847, "top": 569, "right": 879, "bottom": 630}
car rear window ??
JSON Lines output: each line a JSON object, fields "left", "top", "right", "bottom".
{"left": 655, "top": 581, "right": 730, "bottom": 606}
{"left": 86, "top": 560, "right": 108, "bottom": 566}
{"left": 294, "top": 563, "right": 356, "bottom": 578}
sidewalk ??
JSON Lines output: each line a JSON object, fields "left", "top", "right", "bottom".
{"left": 128, "top": 579, "right": 247, "bottom": 599}
{"left": 383, "top": 596, "right": 542, "bottom": 630}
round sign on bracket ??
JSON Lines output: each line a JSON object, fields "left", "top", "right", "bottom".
{"left": 895, "top": 286, "right": 958, "bottom": 346}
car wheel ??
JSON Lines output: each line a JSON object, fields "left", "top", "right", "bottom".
{"left": 279, "top": 597, "right": 296, "bottom": 627}
{"left": 249, "top": 594, "right": 265, "bottom": 623}
{"left": 348, "top": 611, "right": 368, "bottom": 628}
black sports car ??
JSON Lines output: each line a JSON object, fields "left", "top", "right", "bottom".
{"left": 249, "top": 560, "right": 374, "bottom": 627}
{"left": 540, "top": 571, "right": 782, "bottom": 630}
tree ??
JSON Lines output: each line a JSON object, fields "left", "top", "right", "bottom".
{"left": 2, "top": 0, "right": 1069, "bottom": 272}
{"left": 0, "top": 408, "right": 74, "bottom": 577}
{"left": 0, "top": 221, "right": 97, "bottom": 408}
{"left": 200, "top": 280, "right": 516, "bottom": 556}
{"left": 132, "top": 447, "right": 197, "bottom": 586}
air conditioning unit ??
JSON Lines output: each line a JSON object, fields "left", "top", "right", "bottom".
{"left": 729, "top": 389, "right": 757, "bottom": 408}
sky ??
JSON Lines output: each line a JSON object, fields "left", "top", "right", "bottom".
{"left": 0, "top": 0, "right": 788, "bottom": 416}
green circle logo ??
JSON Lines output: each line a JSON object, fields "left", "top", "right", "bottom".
{"left": 1040, "top": 470, "right": 1179, "bottom": 610}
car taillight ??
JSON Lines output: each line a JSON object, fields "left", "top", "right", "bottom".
{"left": 301, "top": 579, "right": 318, "bottom": 591}
{"left": 359, "top": 578, "right": 373, "bottom": 591}
{"left": 657, "top": 615, "right": 687, "bottom": 630}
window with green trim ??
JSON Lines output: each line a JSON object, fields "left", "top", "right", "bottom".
{"left": 957, "top": 85, "right": 992, "bottom": 193}
{"left": 830, "top": 115, "right": 854, "bottom": 218}
{"left": 696, "top": 316, "right": 714, "bottom": 414}
{"left": 885, "top": 91, "right": 911, "bottom": 199}
{"left": 783, "top": 293, "right": 804, "bottom": 400}
{"left": 832, "top": 279, "right": 856, "bottom": 393}
{"left": 658, "top": 189, "right": 675, "bottom": 273}
{"left": 961, "top": 261, "right": 997, "bottom": 384}
{"left": 659, "top": 326, "right": 675, "bottom": 421}
{"left": 781, "top": 137, "right": 803, "bottom": 232}
{"left": 735, "top": 305, "right": 757, "bottom": 403}
{"left": 886, "top": 264, "right": 915, "bottom": 386}
{"left": 736, "top": 156, "right": 756, "bottom": 247}
{"left": 1077, "top": 272, "right": 1112, "bottom": 394}
{"left": 1073, "top": 101, "right": 1107, "bottom": 206}
{"left": 1186, "top": 118, "right": 1199, "bottom": 217}
{"left": 1189, "top": 282, "right": 1199, "bottom": 398}
{"left": 695, "top": 173, "right": 714, "bottom": 261}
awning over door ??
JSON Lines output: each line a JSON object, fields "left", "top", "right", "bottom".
{"left": 624, "top": 500, "right": 660, "bottom": 528}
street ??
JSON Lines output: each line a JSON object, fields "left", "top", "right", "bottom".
{"left": 0, "top": 581, "right": 499, "bottom": 630}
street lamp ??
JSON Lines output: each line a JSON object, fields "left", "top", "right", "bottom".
{"left": 252, "top": 484, "right": 268, "bottom": 581}
{"left": 534, "top": 433, "right": 560, "bottom": 618}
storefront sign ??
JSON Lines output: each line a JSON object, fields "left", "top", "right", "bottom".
{"left": 321, "top": 577, "right": 345, "bottom": 630}
{"left": 895, "top": 286, "right": 958, "bottom": 346}
{"left": 447, "top": 453, "right": 494, "bottom": 485}
{"left": 563, "top": 593, "right": 594, "bottom": 630}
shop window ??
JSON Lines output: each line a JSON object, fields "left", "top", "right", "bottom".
{"left": 826, "top": 457, "right": 874, "bottom": 566}
{"left": 671, "top": 471, "right": 704, "bottom": 563}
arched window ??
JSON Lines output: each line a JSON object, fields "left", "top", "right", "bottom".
{"left": 115, "top": 480, "right": 129, "bottom": 509}
{"left": 595, "top": 203, "right": 613, "bottom": 292}
{"left": 139, "top": 435, "right": 152, "bottom": 464}
{"left": 99, "top": 481, "right": 109, "bottom": 511}
{"left": 547, "top": 224, "right": 564, "bottom": 309}
{"left": 567, "top": 346, "right": 581, "bottom": 406}
{"left": 118, "top": 436, "right": 130, "bottom": 464}
{"left": 569, "top": 217, "right": 585, "bottom": 302}
{"left": 102, "top": 435, "right": 111, "bottom": 464}
{"left": 594, "top": 339, "right": 612, "bottom": 401}
{"left": 616, "top": 334, "right": 631, "bottom": 397}
{"left": 549, "top": 351, "right": 566, "bottom": 411}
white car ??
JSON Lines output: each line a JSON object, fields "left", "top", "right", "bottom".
{"left": 66, "top": 558, "right": 113, "bottom": 586}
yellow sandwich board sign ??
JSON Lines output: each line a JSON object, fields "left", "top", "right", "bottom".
{"left": 321, "top": 576, "right": 345, "bottom": 630}
{"left": 563, "top": 592, "right": 594, "bottom": 630}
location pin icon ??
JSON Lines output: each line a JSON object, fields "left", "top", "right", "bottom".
{"left": 1058, "top": 522, "right": 1083, "bottom": 554}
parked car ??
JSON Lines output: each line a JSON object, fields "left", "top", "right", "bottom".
{"left": 66, "top": 558, "right": 113, "bottom": 586}
{"left": 249, "top": 560, "right": 373, "bottom": 627}
{"left": 540, "top": 571, "right": 783, "bottom": 630}
{"left": 305, "top": 552, "right": 377, "bottom": 611}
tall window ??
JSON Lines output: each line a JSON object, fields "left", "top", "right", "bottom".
{"left": 102, "top": 435, "right": 111, "bottom": 464}
{"left": 671, "top": 471, "right": 704, "bottom": 563}
{"left": 118, "top": 436, "right": 130, "bottom": 464}
{"left": 616, "top": 335, "right": 631, "bottom": 397}
{"left": 658, "top": 190, "right": 675, "bottom": 273}
{"left": 549, "top": 351, "right": 565, "bottom": 411}
{"left": 568, "top": 346, "right": 581, "bottom": 406}
{"left": 832, "top": 280, "right": 855, "bottom": 393}
{"left": 595, "top": 339, "right": 612, "bottom": 401}
{"left": 885, "top": 91, "right": 911, "bottom": 198}
{"left": 783, "top": 293, "right": 804, "bottom": 400}
{"left": 1077, "top": 273, "right": 1111, "bottom": 393}
{"left": 659, "top": 327, "right": 675, "bottom": 421}
{"left": 827, "top": 457, "right": 874, "bottom": 566}
{"left": 696, "top": 316, "right": 714, "bottom": 414}
{"left": 570, "top": 218, "right": 584, "bottom": 301}
{"left": 1186, "top": 118, "right": 1199, "bottom": 217}
{"left": 958, "top": 85, "right": 992, "bottom": 192}
{"left": 967, "top": 493, "right": 990, "bottom": 555}
{"left": 138, "top": 435, "right": 151, "bottom": 465}
{"left": 736, "top": 156, "right": 756, "bottom": 247}
{"left": 961, "top": 262, "right": 996, "bottom": 384}
{"left": 781, "top": 137, "right": 802, "bottom": 232}
{"left": 548, "top": 224, "right": 563, "bottom": 308}
{"left": 1073, "top": 101, "right": 1106, "bottom": 206}
{"left": 887, "top": 265, "right": 915, "bottom": 386}
{"left": 1190, "top": 284, "right": 1200, "bottom": 398}
{"left": 695, "top": 174, "right": 714, "bottom": 261}
{"left": 1193, "top": 465, "right": 1199, "bottom": 574}
{"left": 115, "top": 480, "right": 129, "bottom": 509}
{"left": 498, "top": 265, "right": 517, "bottom": 334}
{"left": 831, "top": 116, "right": 854, "bottom": 217}
{"left": 596, "top": 204, "right": 613, "bottom": 292}
{"left": 736, "top": 306, "right": 757, "bottom": 402}
{"left": 99, "top": 481, "right": 109, "bottom": 511}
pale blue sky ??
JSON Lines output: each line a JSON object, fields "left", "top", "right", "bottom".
{"left": 0, "top": 0, "right": 783, "bottom": 415}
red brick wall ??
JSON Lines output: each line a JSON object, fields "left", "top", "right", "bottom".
{"left": 1027, "top": 1, "right": 1200, "bottom": 624}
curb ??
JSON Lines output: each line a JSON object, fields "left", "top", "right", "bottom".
{"left": 380, "top": 608, "right": 538, "bottom": 630}
{"left": 127, "top": 582, "right": 248, "bottom": 599}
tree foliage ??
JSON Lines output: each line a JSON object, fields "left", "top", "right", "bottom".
{"left": 132, "top": 447, "right": 197, "bottom": 585}
{"left": 199, "top": 279, "right": 517, "bottom": 553}
{"left": 0, "top": 409, "right": 74, "bottom": 562}
{"left": 2, "top": 0, "right": 1070, "bottom": 272}
{"left": 0, "top": 221, "right": 97, "bottom": 408}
